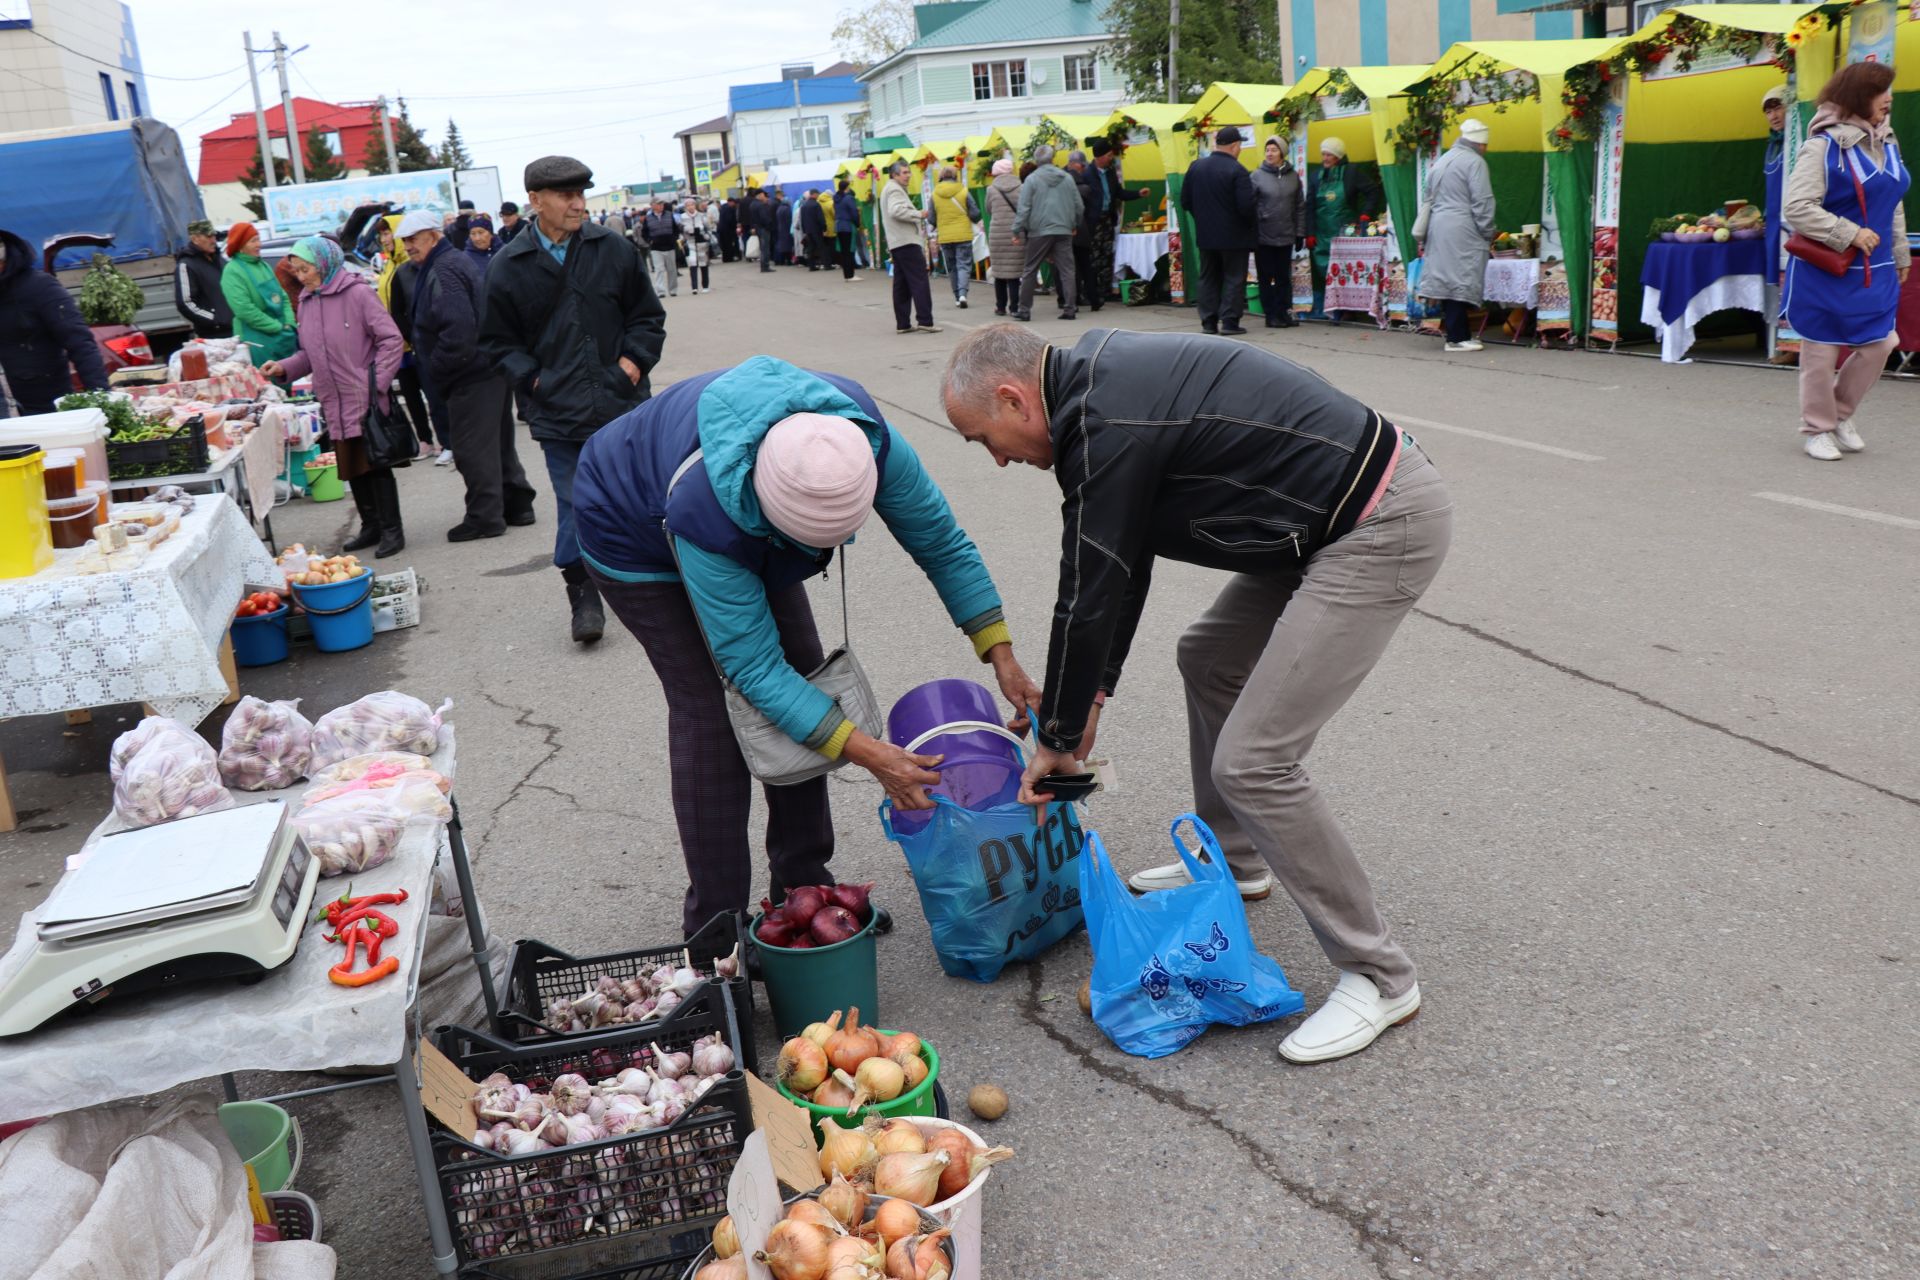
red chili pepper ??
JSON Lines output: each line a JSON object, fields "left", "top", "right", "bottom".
{"left": 324, "top": 907, "right": 399, "bottom": 943}
{"left": 328, "top": 923, "right": 397, "bottom": 987}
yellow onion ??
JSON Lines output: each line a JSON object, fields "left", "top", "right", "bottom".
{"left": 712, "top": 1214, "right": 739, "bottom": 1258}
{"left": 913, "top": 1229, "right": 953, "bottom": 1280}
{"left": 818, "top": 1115, "right": 878, "bottom": 1181}
{"left": 813, "top": 1068, "right": 859, "bottom": 1111}
{"left": 885, "top": 1234, "right": 919, "bottom": 1280}
{"left": 801, "top": 1010, "right": 842, "bottom": 1050}
{"left": 786, "top": 1199, "right": 849, "bottom": 1235}
{"left": 756, "top": 1219, "right": 834, "bottom": 1280}
{"left": 819, "top": 1171, "right": 869, "bottom": 1229}
{"left": 694, "top": 1258, "right": 747, "bottom": 1280}
{"left": 873, "top": 1150, "right": 948, "bottom": 1206}
{"left": 881, "top": 1030, "right": 922, "bottom": 1063}
{"left": 825, "top": 1006, "right": 882, "bottom": 1075}
{"left": 895, "top": 1053, "right": 929, "bottom": 1092}
{"left": 926, "top": 1128, "right": 1014, "bottom": 1202}
{"left": 778, "top": 1036, "right": 829, "bottom": 1094}
{"left": 853, "top": 1056, "right": 905, "bottom": 1110}
{"left": 868, "top": 1196, "right": 922, "bottom": 1248}
{"left": 825, "top": 1234, "right": 883, "bottom": 1273}
{"left": 868, "top": 1117, "right": 926, "bottom": 1157}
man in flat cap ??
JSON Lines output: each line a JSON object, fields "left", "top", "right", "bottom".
{"left": 174, "top": 218, "right": 232, "bottom": 339}
{"left": 480, "top": 154, "right": 667, "bottom": 644}
{"left": 1087, "top": 138, "right": 1153, "bottom": 311}
{"left": 1180, "top": 125, "right": 1258, "bottom": 335}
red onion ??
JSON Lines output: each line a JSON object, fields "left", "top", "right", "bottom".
{"left": 827, "top": 882, "right": 875, "bottom": 923}
{"left": 787, "top": 936, "right": 816, "bottom": 949}
{"left": 782, "top": 885, "right": 829, "bottom": 923}
{"left": 810, "top": 905, "right": 861, "bottom": 946}
{"left": 757, "top": 917, "right": 796, "bottom": 947}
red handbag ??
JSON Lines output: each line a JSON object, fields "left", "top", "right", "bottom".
{"left": 1785, "top": 144, "right": 1873, "bottom": 284}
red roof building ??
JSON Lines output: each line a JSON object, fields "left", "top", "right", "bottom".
{"left": 197, "top": 97, "right": 398, "bottom": 184}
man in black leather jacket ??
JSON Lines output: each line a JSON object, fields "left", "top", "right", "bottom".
{"left": 941, "top": 323, "right": 1455, "bottom": 1065}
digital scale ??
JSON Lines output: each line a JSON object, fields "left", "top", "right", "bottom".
{"left": 0, "top": 801, "right": 320, "bottom": 1037}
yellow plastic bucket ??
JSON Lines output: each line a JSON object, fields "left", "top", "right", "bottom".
{"left": 0, "top": 445, "right": 54, "bottom": 580}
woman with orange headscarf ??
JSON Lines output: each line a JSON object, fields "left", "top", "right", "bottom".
{"left": 218, "top": 221, "right": 298, "bottom": 366}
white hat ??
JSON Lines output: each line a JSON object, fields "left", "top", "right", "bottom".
{"left": 751, "top": 413, "right": 877, "bottom": 549}
{"left": 1761, "top": 84, "right": 1788, "bottom": 109}
{"left": 1319, "top": 136, "right": 1348, "bottom": 159}
{"left": 396, "top": 209, "right": 441, "bottom": 239}
{"left": 1459, "top": 119, "right": 1491, "bottom": 145}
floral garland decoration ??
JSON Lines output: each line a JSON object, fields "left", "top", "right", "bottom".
{"left": 1389, "top": 57, "right": 1535, "bottom": 162}
{"left": 1020, "top": 118, "right": 1078, "bottom": 167}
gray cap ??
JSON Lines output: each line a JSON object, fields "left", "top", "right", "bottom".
{"left": 1068, "top": 149, "right": 1088, "bottom": 165}
{"left": 524, "top": 154, "right": 593, "bottom": 192}
{"left": 1032, "top": 143, "right": 1055, "bottom": 164}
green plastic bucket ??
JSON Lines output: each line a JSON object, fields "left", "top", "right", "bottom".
{"left": 303, "top": 462, "right": 344, "bottom": 502}
{"left": 218, "top": 1101, "right": 301, "bottom": 1192}
{"left": 749, "top": 909, "right": 879, "bottom": 1039}
{"left": 775, "top": 1037, "right": 940, "bottom": 1141}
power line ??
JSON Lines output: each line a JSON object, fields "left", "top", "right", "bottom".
{"left": 0, "top": 12, "right": 246, "bottom": 82}
{"left": 403, "top": 49, "right": 841, "bottom": 103}
{"left": 172, "top": 74, "right": 254, "bottom": 129}
{"left": 463, "top": 93, "right": 728, "bottom": 148}
{"left": 0, "top": 61, "right": 124, "bottom": 116}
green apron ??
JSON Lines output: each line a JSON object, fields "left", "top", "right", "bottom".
{"left": 1312, "top": 169, "right": 1350, "bottom": 285}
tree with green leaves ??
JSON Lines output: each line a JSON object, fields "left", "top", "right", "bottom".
{"left": 303, "top": 127, "right": 347, "bottom": 182}
{"left": 239, "top": 144, "right": 293, "bottom": 220}
{"left": 830, "top": 0, "right": 920, "bottom": 65}
{"left": 361, "top": 99, "right": 439, "bottom": 174}
{"left": 1104, "top": 0, "right": 1281, "bottom": 102}
{"left": 437, "top": 118, "right": 473, "bottom": 170}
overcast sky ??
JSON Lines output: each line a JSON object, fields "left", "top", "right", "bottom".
{"left": 130, "top": 0, "right": 847, "bottom": 194}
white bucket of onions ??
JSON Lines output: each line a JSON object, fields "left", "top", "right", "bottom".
{"left": 911, "top": 1117, "right": 992, "bottom": 1280}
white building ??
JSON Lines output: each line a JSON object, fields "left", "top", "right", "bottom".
{"left": 0, "top": 0, "right": 150, "bottom": 132}
{"left": 729, "top": 63, "right": 867, "bottom": 170}
{"left": 859, "top": 0, "right": 1125, "bottom": 144}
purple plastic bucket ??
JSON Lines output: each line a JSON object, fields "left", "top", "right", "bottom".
{"left": 887, "top": 680, "right": 1026, "bottom": 835}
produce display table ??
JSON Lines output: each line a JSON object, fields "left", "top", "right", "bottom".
{"left": 1324, "top": 237, "right": 1390, "bottom": 328}
{"left": 1639, "top": 238, "right": 1769, "bottom": 363}
{"left": 1113, "top": 230, "right": 1169, "bottom": 281}
{"left": 1483, "top": 257, "right": 1542, "bottom": 309}
{"left": 0, "top": 734, "right": 497, "bottom": 1276}
{"left": 109, "top": 424, "right": 283, "bottom": 546}
{"left": 0, "top": 496, "right": 273, "bottom": 831}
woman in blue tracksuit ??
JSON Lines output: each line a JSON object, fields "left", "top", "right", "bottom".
{"left": 574, "top": 356, "right": 1040, "bottom": 932}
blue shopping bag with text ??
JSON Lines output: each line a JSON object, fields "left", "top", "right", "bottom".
{"left": 881, "top": 797, "right": 1087, "bottom": 983}
{"left": 1080, "top": 814, "right": 1305, "bottom": 1058}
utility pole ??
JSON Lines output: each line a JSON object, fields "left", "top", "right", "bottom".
{"left": 243, "top": 30, "right": 276, "bottom": 189}
{"left": 272, "top": 31, "right": 306, "bottom": 184}
{"left": 1167, "top": 0, "right": 1181, "bottom": 104}
{"left": 378, "top": 95, "right": 399, "bottom": 176}
{"left": 792, "top": 75, "right": 808, "bottom": 164}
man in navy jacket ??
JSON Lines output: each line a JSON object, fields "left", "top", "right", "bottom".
{"left": 1179, "top": 126, "right": 1259, "bottom": 336}
{"left": 0, "top": 229, "right": 107, "bottom": 416}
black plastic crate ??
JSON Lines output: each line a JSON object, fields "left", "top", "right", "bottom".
{"left": 494, "top": 913, "right": 756, "bottom": 1068}
{"left": 458, "top": 1227, "right": 707, "bottom": 1280}
{"left": 432, "top": 984, "right": 749, "bottom": 1276}
{"left": 107, "top": 416, "right": 211, "bottom": 481}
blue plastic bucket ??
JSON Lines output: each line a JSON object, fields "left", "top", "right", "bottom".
{"left": 230, "top": 606, "right": 290, "bottom": 666}
{"left": 887, "top": 681, "right": 1027, "bottom": 836}
{"left": 291, "top": 572, "right": 375, "bottom": 653}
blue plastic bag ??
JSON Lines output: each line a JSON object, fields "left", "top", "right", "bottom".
{"left": 1405, "top": 257, "right": 1435, "bottom": 322}
{"left": 1080, "top": 814, "right": 1305, "bottom": 1058}
{"left": 881, "top": 796, "right": 1087, "bottom": 983}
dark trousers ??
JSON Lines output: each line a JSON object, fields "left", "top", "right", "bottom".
{"left": 890, "top": 245, "right": 933, "bottom": 328}
{"left": 397, "top": 363, "right": 433, "bottom": 449}
{"left": 993, "top": 277, "right": 1018, "bottom": 313}
{"left": 1441, "top": 300, "right": 1473, "bottom": 343}
{"left": 1072, "top": 239, "right": 1096, "bottom": 308}
{"left": 589, "top": 572, "right": 836, "bottom": 934}
{"left": 720, "top": 234, "right": 738, "bottom": 263}
{"left": 538, "top": 438, "right": 584, "bottom": 568}
{"left": 758, "top": 229, "right": 774, "bottom": 272}
{"left": 1195, "top": 248, "right": 1249, "bottom": 328}
{"left": 1018, "top": 234, "right": 1076, "bottom": 317}
{"left": 1089, "top": 216, "right": 1117, "bottom": 305}
{"left": 1254, "top": 243, "right": 1295, "bottom": 322}
{"left": 411, "top": 363, "right": 454, "bottom": 450}
{"left": 836, "top": 231, "right": 856, "bottom": 278}
{"left": 445, "top": 372, "right": 536, "bottom": 530}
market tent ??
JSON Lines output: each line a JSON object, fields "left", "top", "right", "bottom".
{"left": 1262, "top": 67, "right": 1430, "bottom": 259}
{"left": 1894, "top": 12, "right": 1920, "bottom": 222}
{"left": 1185, "top": 82, "right": 1293, "bottom": 140}
{"left": 765, "top": 157, "right": 846, "bottom": 201}
{"left": 1091, "top": 103, "right": 1200, "bottom": 300}
{"left": 1040, "top": 113, "right": 1112, "bottom": 152}
{"left": 864, "top": 133, "right": 913, "bottom": 153}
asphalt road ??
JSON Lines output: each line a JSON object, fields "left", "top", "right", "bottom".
{"left": 1, "top": 258, "right": 1915, "bottom": 1280}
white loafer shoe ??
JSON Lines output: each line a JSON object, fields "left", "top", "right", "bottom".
{"left": 1803, "top": 432, "right": 1844, "bottom": 461}
{"left": 1279, "top": 971, "right": 1420, "bottom": 1063}
{"left": 1834, "top": 418, "right": 1866, "bottom": 452}
{"left": 1127, "top": 859, "right": 1273, "bottom": 900}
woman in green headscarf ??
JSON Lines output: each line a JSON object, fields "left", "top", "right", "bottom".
{"left": 218, "top": 221, "right": 298, "bottom": 366}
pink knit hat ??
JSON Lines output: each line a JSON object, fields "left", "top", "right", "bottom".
{"left": 752, "top": 413, "right": 877, "bottom": 548}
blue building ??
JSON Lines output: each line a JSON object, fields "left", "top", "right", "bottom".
{"left": 729, "top": 62, "right": 868, "bottom": 167}
{"left": 1279, "top": 1, "right": 1621, "bottom": 76}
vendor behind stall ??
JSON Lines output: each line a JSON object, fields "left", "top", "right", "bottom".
{"left": 572, "top": 355, "right": 1041, "bottom": 934}
{"left": 1307, "top": 137, "right": 1384, "bottom": 319}
{"left": 219, "top": 221, "right": 298, "bottom": 368}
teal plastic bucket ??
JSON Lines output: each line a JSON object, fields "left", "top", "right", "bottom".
{"left": 749, "top": 910, "right": 880, "bottom": 1039}
{"left": 230, "top": 605, "right": 289, "bottom": 666}
{"left": 218, "top": 1101, "right": 301, "bottom": 1192}
{"left": 291, "top": 571, "right": 374, "bottom": 653}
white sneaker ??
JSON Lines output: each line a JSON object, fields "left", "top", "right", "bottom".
{"left": 957, "top": 297, "right": 969, "bottom": 309}
{"left": 1278, "top": 971, "right": 1421, "bottom": 1064}
{"left": 1803, "top": 431, "right": 1844, "bottom": 461}
{"left": 1444, "top": 340, "right": 1484, "bottom": 353}
{"left": 1833, "top": 419, "right": 1866, "bottom": 452}
{"left": 1127, "top": 859, "right": 1273, "bottom": 901}
{"left": 434, "top": 448, "right": 454, "bottom": 467}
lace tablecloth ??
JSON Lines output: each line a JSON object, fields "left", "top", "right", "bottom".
{"left": 1483, "top": 257, "right": 1542, "bottom": 308}
{"left": 1325, "top": 237, "right": 1390, "bottom": 327}
{"left": 1114, "top": 230, "right": 1170, "bottom": 281}
{"left": 0, "top": 496, "right": 276, "bottom": 724}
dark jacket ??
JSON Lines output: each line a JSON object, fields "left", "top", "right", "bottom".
{"left": 464, "top": 242, "right": 497, "bottom": 271}
{"left": 477, "top": 219, "right": 667, "bottom": 443}
{"left": 773, "top": 201, "right": 794, "bottom": 257}
{"left": 1033, "top": 329, "right": 1398, "bottom": 753}
{"left": 387, "top": 259, "right": 421, "bottom": 347}
{"left": 1180, "top": 150, "right": 1259, "bottom": 252}
{"left": 717, "top": 201, "right": 739, "bottom": 240}
{"left": 1250, "top": 160, "right": 1308, "bottom": 247}
{"left": 174, "top": 244, "right": 233, "bottom": 338}
{"left": 1092, "top": 161, "right": 1131, "bottom": 227}
{"left": 412, "top": 237, "right": 490, "bottom": 391}
{"left": 0, "top": 228, "right": 107, "bottom": 416}
{"left": 833, "top": 188, "right": 860, "bottom": 235}
{"left": 642, "top": 209, "right": 678, "bottom": 250}
{"left": 747, "top": 198, "right": 776, "bottom": 234}
{"left": 499, "top": 218, "right": 528, "bottom": 244}
{"left": 799, "top": 198, "right": 827, "bottom": 239}
{"left": 1070, "top": 167, "right": 1101, "bottom": 244}
{"left": 1308, "top": 160, "right": 1385, "bottom": 225}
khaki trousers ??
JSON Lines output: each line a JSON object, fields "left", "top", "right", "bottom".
{"left": 1177, "top": 444, "right": 1453, "bottom": 999}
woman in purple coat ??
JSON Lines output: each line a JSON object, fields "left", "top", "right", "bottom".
{"left": 263, "top": 237, "right": 408, "bottom": 555}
